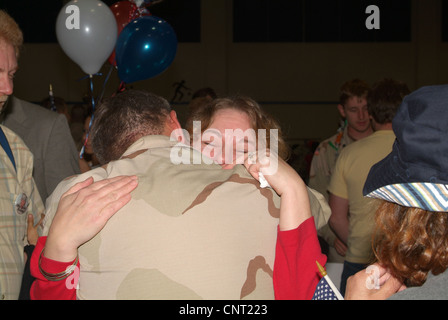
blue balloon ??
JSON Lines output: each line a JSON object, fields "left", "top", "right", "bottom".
{"left": 115, "top": 16, "right": 177, "bottom": 83}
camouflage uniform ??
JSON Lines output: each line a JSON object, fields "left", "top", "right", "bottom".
{"left": 42, "top": 135, "right": 329, "bottom": 300}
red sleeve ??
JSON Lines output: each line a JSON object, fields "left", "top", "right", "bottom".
{"left": 30, "top": 236, "right": 78, "bottom": 300}
{"left": 273, "top": 217, "right": 327, "bottom": 300}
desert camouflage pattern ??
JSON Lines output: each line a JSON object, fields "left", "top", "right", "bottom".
{"left": 43, "top": 135, "right": 329, "bottom": 300}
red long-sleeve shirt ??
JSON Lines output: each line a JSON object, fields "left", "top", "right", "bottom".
{"left": 30, "top": 236, "right": 78, "bottom": 300}
{"left": 30, "top": 217, "right": 325, "bottom": 300}
{"left": 274, "top": 217, "right": 327, "bottom": 300}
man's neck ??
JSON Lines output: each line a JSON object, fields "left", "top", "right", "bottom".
{"left": 372, "top": 122, "right": 393, "bottom": 132}
{"left": 347, "top": 126, "right": 373, "bottom": 141}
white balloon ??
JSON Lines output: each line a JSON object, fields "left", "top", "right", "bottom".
{"left": 56, "top": 0, "right": 117, "bottom": 75}
{"left": 133, "top": 0, "right": 145, "bottom": 7}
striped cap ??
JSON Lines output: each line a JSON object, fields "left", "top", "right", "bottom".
{"left": 367, "top": 183, "right": 448, "bottom": 212}
{"left": 363, "top": 84, "right": 448, "bottom": 212}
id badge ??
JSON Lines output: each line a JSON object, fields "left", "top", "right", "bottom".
{"left": 14, "top": 193, "right": 29, "bottom": 215}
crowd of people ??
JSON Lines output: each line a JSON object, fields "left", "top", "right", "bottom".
{"left": 1, "top": 9, "right": 448, "bottom": 301}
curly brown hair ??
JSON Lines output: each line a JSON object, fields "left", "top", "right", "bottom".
{"left": 185, "top": 96, "right": 290, "bottom": 161}
{"left": 373, "top": 201, "right": 448, "bottom": 287}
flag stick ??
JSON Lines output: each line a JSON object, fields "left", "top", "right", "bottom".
{"left": 316, "top": 261, "right": 344, "bottom": 300}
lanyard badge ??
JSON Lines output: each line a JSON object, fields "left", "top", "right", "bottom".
{"left": 14, "top": 193, "right": 29, "bottom": 215}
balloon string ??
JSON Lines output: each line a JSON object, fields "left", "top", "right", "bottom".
{"left": 76, "top": 73, "right": 102, "bottom": 82}
{"left": 79, "top": 74, "right": 97, "bottom": 159}
{"left": 90, "top": 74, "right": 95, "bottom": 114}
{"left": 96, "top": 64, "right": 114, "bottom": 106}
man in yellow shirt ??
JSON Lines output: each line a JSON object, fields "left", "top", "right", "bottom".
{"left": 309, "top": 79, "right": 372, "bottom": 262}
{"left": 328, "top": 78, "right": 410, "bottom": 295}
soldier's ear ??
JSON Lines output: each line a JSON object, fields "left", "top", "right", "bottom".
{"left": 163, "top": 110, "right": 182, "bottom": 135}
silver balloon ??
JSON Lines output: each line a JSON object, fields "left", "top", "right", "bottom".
{"left": 56, "top": 0, "right": 117, "bottom": 75}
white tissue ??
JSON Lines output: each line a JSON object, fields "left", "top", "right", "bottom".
{"left": 258, "top": 171, "right": 271, "bottom": 188}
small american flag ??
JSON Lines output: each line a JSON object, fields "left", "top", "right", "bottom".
{"left": 312, "top": 277, "right": 339, "bottom": 300}
{"left": 312, "top": 261, "right": 344, "bottom": 300}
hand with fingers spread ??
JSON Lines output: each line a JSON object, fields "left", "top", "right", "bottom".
{"left": 43, "top": 175, "right": 138, "bottom": 262}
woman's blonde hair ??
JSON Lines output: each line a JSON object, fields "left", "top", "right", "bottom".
{"left": 0, "top": 10, "right": 23, "bottom": 57}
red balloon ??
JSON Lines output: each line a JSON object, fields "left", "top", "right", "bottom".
{"left": 108, "top": 0, "right": 150, "bottom": 66}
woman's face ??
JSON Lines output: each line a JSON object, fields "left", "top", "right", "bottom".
{"left": 201, "top": 108, "right": 255, "bottom": 169}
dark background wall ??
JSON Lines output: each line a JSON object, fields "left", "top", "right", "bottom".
{"left": 1, "top": 0, "right": 447, "bottom": 143}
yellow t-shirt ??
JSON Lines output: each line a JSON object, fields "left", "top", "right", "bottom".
{"left": 328, "top": 130, "right": 396, "bottom": 264}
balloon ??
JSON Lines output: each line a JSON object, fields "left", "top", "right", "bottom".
{"left": 115, "top": 16, "right": 177, "bottom": 83}
{"left": 56, "top": 0, "right": 117, "bottom": 75}
{"left": 133, "top": 0, "right": 145, "bottom": 6}
{"left": 108, "top": 0, "right": 150, "bottom": 66}
{"left": 110, "top": 1, "right": 137, "bottom": 35}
